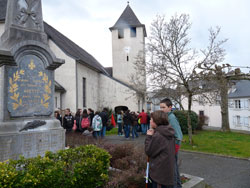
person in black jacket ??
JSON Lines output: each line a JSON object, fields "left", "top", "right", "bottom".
{"left": 99, "top": 108, "right": 109, "bottom": 138}
{"left": 123, "top": 109, "right": 133, "bottom": 139}
{"left": 54, "top": 110, "right": 62, "bottom": 126}
{"left": 87, "top": 108, "right": 94, "bottom": 127}
{"left": 63, "top": 108, "right": 74, "bottom": 133}
{"left": 75, "top": 109, "right": 82, "bottom": 132}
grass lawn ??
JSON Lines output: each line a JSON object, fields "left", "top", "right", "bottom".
{"left": 106, "top": 127, "right": 119, "bottom": 135}
{"left": 181, "top": 130, "right": 250, "bottom": 158}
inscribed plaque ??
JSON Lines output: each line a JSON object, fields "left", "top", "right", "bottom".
{"left": 7, "top": 54, "right": 53, "bottom": 117}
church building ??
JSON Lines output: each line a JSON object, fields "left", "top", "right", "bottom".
{"left": 0, "top": 0, "right": 147, "bottom": 113}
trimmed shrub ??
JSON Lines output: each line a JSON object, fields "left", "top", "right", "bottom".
{"left": 173, "top": 110, "right": 198, "bottom": 134}
{"left": 102, "top": 143, "right": 146, "bottom": 188}
{"left": 197, "top": 115, "right": 209, "bottom": 130}
{"left": 0, "top": 145, "right": 110, "bottom": 188}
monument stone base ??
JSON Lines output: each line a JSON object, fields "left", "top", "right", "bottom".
{"left": 0, "top": 119, "right": 65, "bottom": 161}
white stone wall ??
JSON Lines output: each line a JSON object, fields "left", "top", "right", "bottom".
{"left": 182, "top": 97, "right": 222, "bottom": 128}
{"left": 48, "top": 40, "right": 77, "bottom": 112}
{"left": 229, "top": 98, "right": 250, "bottom": 131}
{"left": 76, "top": 62, "right": 99, "bottom": 111}
{"left": 112, "top": 27, "right": 145, "bottom": 86}
{"left": 98, "top": 74, "right": 139, "bottom": 112}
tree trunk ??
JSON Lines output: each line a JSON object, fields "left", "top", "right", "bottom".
{"left": 220, "top": 79, "right": 230, "bottom": 132}
{"left": 187, "top": 93, "right": 193, "bottom": 144}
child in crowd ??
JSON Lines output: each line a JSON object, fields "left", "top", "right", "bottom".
{"left": 145, "top": 110, "right": 175, "bottom": 188}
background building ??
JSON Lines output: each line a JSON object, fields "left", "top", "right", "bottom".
{"left": 0, "top": 1, "right": 146, "bottom": 113}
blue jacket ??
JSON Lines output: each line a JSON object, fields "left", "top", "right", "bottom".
{"left": 168, "top": 112, "right": 183, "bottom": 145}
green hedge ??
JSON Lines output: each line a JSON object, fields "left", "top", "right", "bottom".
{"left": 0, "top": 145, "right": 111, "bottom": 188}
{"left": 173, "top": 110, "right": 198, "bottom": 134}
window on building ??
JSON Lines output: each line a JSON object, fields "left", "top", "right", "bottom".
{"left": 236, "top": 115, "right": 241, "bottom": 126}
{"left": 130, "top": 27, "right": 136, "bottom": 37}
{"left": 199, "top": 111, "right": 204, "bottom": 116}
{"left": 147, "top": 102, "right": 151, "bottom": 111}
{"left": 243, "top": 99, "right": 249, "bottom": 109}
{"left": 215, "top": 96, "right": 221, "bottom": 105}
{"left": 244, "top": 117, "right": 249, "bottom": 127}
{"left": 198, "top": 96, "right": 204, "bottom": 105}
{"left": 55, "top": 97, "right": 58, "bottom": 108}
{"left": 127, "top": 55, "right": 129, "bottom": 62}
{"left": 118, "top": 29, "right": 124, "bottom": 39}
{"left": 82, "top": 77, "right": 86, "bottom": 107}
{"left": 235, "top": 100, "right": 241, "bottom": 109}
{"left": 228, "top": 99, "right": 234, "bottom": 108}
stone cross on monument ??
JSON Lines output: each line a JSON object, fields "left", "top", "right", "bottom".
{"left": 0, "top": 0, "right": 65, "bottom": 161}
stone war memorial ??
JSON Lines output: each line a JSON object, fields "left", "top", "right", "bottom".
{"left": 0, "top": 0, "right": 65, "bottom": 161}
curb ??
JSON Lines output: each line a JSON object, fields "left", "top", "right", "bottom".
{"left": 180, "top": 149, "right": 250, "bottom": 161}
{"left": 181, "top": 173, "right": 205, "bottom": 188}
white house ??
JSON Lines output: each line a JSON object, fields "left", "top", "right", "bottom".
{"left": 228, "top": 80, "right": 250, "bottom": 131}
{"left": 182, "top": 80, "right": 250, "bottom": 131}
{"left": 0, "top": 1, "right": 147, "bottom": 113}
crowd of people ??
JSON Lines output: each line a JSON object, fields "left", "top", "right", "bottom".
{"left": 54, "top": 107, "right": 152, "bottom": 139}
{"left": 54, "top": 97, "right": 183, "bottom": 188}
{"left": 54, "top": 108, "right": 109, "bottom": 139}
{"left": 116, "top": 109, "right": 151, "bottom": 139}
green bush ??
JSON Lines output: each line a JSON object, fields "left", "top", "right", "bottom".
{"left": 0, "top": 145, "right": 111, "bottom": 188}
{"left": 173, "top": 110, "right": 198, "bottom": 134}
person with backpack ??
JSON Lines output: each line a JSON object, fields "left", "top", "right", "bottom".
{"left": 92, "top": 111, "right": 102, "bottom": 139}
{"left": 117, "top": 111, "right": 123, "bottom": 136}
{"left": 81, "top": 109, "right": 90, "bottom": 133}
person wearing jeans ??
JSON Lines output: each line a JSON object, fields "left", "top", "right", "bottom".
{"left": 124, "top": 124, "right": 130, "bottom": 138}
{"left": 123, "top": 109, "right": 133, "bottom": 139}
{"left": 117, "top": 111, "right": 123, "bottom": 135}
{"left": 138, "top": 109, "right": 148, "bottom": 135}
{"left": 99, "top": 108, "right": 108, "bottom": 138}
{"left": 132, "top": 125, "right": 138, "bottom": 138}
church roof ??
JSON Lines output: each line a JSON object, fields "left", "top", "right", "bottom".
{"left": 0, "top": 1, "right": 139, "bottom": 92}
{"left": 109, "top": 4, "right": 147, "bottom": 37}
{"left": 104, "top": 67, "right": 113, "bottom": 77}
{"left": 44, "top": 22, "right": 109, "bottom": 75}
{"left": 0, "top": 0, "right": 109, "bottom": 75}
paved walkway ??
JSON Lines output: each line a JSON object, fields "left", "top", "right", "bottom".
{"left": 104, "top": 134, "right": 250, "bottom": 188}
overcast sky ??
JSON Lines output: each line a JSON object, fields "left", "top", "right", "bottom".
{"left": 42, "top": 0, "right": 250, "bottom": 70}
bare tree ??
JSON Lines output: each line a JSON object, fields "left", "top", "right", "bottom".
{"left": 146, "top": 14, "right": 227, "bottom": 144}
{"left": 198, "top": 64, "right": 250, "bottom": 131}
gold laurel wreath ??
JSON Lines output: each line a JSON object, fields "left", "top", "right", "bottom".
{"left": 9, "top": 70, "right": 25, "bottom": 110}
{"left": 39, "top": 71, "right": 51, "bottom": 108}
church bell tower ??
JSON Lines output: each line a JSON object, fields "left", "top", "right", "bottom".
{"left": 109, "top": 3, "right": 147, "bottom": 87}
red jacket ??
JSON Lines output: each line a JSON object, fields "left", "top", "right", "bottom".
{"left": 138, "top": 112, "right": 148, "bottom": 124}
